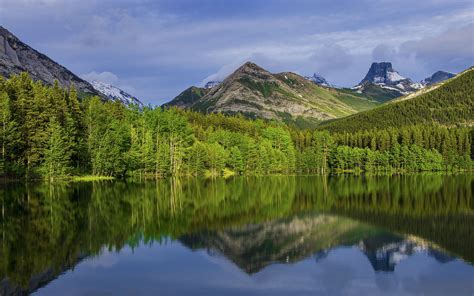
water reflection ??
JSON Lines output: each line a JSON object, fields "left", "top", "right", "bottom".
{"left": 0, "top": 174, "right": 472, "bottom": 295}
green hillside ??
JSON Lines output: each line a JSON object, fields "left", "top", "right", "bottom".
{"left": 164, "top": 86, "right": 209, "bottom": 108}
{"left": 319, "top": 68, "right": 474, "bottom": 133}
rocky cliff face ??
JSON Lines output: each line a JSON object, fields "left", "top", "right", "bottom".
{"left": 0, "top": 26, "right": 100, "bottom": 97}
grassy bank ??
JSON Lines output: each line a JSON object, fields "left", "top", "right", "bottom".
{"left": 71, "top": 175, "right": 115, "bottom": 182}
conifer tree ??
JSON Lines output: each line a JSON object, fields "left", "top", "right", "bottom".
{"left": 41, "top": 117, "right": 71, "bottom": 180}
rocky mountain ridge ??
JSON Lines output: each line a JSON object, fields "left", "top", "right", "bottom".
{"left": 0, "top": 26, "right": 99, "bottom": 97}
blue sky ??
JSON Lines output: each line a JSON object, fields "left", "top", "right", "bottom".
{"left": 1, "top": 0, "right": 473, "bottom": 105}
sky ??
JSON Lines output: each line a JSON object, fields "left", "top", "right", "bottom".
{"left": 1, "top": 0, "right": 473, "bottom": 105}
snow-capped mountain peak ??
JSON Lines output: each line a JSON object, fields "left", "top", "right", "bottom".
{"left": 356, "top": 62, "right": 422, "bottom": 95}
{"left": 89, "top": 80, "right": 143, "bottom": 107}
{"left": 305, "top": 73, "right": 330, "bottom": 87}
{"left": 361, "top": 62, "right": 409, "bottom": 85}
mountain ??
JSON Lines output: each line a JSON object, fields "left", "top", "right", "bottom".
{"left": 180, "top": 214, "right": 378, "bottom": 274}
{"left": 421, "top": 70, "right": 455, "bottom": 86}
{"left": 180, "top": 213, "right": 449, "bottom": 274}
{"left": 89, "top": 80, "right": 143, "bottom": 107}
{"left": 204, "top": 80, "right": 221, "bottom": 89}
{"left": 0, "top": 26, "right": 99, "bottom": 97}
{"left": 353, "top": 62, "right": 422, "bottom": 102}
{"left": 304, "top": 73, "right": 330, "bottom": 86}
{"left": 167, "top": 62, "right": 379, "bottom": 123}
{"left": 319, "top": 67, "right": 474, "bottom": 132}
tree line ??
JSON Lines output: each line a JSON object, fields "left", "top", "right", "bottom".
{"left": 0, "top": 73, "right": 472, "bottom": 179}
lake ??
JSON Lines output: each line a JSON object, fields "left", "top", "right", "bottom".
{"left": 0, "top": 174, "right": 473, "bottom": 295}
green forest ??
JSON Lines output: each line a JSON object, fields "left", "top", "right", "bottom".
{"left": 0, "top": 73, "right": 472, "bottom": 179}
{"left": 320, "top": 68, "right": 474, "bottom": 132}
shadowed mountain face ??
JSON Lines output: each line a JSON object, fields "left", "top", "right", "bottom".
{"left": 0, "top": 26, "right": 99, "bottom": 97}
{"left": 421, "top": 71, "right": 455, "bottom": 86}
{"left": 167, "top": 62, "right": 379, "bottom": 122}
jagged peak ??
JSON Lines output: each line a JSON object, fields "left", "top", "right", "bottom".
{"left": 360, "top": 61, "right": 409, "bottom": 85}
{"left": 305, "top": 72, "right": 330, "bottom": 86}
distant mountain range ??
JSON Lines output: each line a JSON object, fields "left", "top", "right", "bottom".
{"left": 168, "top": 61, "right": 458, "bottom": 123}
{"left": 0, "top": 25, "right": 462, "bottom": 123}
{"left": 166, "top": 62, "right": 380, "bottom": 123}
{"left": 352, "top": 62, "right": 456, "bottom": 103}
{"left": 0, "top": 26, "right": 142, "bottom": 105}
{"left": 181, "top": 213, "right": 452, "bottom": 274}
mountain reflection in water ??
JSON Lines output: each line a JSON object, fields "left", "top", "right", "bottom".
{"left": 0, "top": 174, "right": 472, "bottom": 295}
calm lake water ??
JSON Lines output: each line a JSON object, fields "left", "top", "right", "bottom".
{"left": 0, "top": 175, "right": 473, "bottom": 295}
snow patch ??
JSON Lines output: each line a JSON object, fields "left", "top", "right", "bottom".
{"left": 387, "top": 71, "right": 406, "bottom": 82}
{"left": 90, "top": 80, "right": 143, "bottom": 107}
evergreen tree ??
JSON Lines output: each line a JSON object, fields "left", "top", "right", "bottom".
{"left": 41, "top": 117, "right": 71, "bottom": 180}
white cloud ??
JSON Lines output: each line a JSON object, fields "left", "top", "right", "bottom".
{"left": 399, "top": 24, "right": 474, "bottom": 72}
{"left": 81, "top": 71, "right": 119, "bottom": 84}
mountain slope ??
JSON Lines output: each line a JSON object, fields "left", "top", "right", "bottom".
{"left": 0, "top": 26, "right": 99, "bottom": 97}
{"left": 89, "top": 80, "right": 143, "bottom": 106}
{"left": 319, "top": 67, "right": 474, "bottom": 132}
{"left": 167, "top": 62, "right": 379, "bottom": 122}
{"left": 390, "top": 69, "right": 466, "bottom": 104}
{"left": 164, "top": 86, "right": 210, "bottom": 108}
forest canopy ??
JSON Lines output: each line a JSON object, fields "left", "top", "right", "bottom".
{"left": 0, "top": 73, "right": 472, "bottom": 179}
